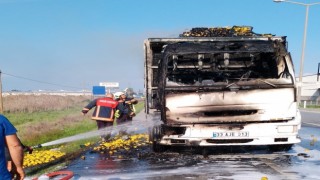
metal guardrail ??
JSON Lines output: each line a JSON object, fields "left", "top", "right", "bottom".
{"left": 301, "top": 100, "right": 320, "bottom": 109}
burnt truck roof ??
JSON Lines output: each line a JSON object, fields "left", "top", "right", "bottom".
{"left": 144, "top": 26, "right": 286, "bottom": 43}
{"left": 179, "top": 26, "right": 274, "bottom": 37}
{"left": 145, "top": 36, "right": 286, "bottom": 43}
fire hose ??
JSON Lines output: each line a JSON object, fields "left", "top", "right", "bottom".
{"left": 32, "top": 171, "right": 74, "bottom": 180}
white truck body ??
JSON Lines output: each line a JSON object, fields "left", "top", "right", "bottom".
{"left": 144, "top": 27, "right": 301, "bottom": 151}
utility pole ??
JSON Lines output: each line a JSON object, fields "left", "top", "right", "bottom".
{"left": 317, "top": 62, "right": 320, "bottom": 82}
{"left": 273, "top": 0, "right": 320, "bottom": 104}
{"left": 0, "top": 70, "right": 3, "bottom": 113}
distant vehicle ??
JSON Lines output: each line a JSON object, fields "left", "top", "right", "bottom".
{"left": 144, "top": 26, "right": 301, "bottom": 152}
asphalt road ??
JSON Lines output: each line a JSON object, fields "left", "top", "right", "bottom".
{"left": 60, "top": 110, "right": 320, "bottom": 180}
{"left": 300, "top": 109, "right": 320, "bottom": 127}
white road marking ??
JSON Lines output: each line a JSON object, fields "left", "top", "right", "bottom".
{"left": 302, "top": 122, "right": 320, "bottom": 127}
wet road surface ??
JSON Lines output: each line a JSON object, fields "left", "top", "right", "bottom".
{"left": 62, "top": 111, "right": 320, "bottom": 180}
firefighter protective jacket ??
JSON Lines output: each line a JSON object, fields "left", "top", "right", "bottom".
{"left": 82, "top": 97, "right": 119, "bottom": 122}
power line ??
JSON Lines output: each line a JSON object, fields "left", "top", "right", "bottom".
{"left": 0, "top": 70, "right": 3, "bottom": 113}
{"left": 2, "top": 72, "right": 83, "bottom": 90}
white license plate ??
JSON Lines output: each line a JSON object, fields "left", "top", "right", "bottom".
{"left": 213, "top": 131, "right": 249, "bottom": 138}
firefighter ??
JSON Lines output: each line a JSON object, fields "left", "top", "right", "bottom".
{"left": 118, "top": 93, "right": 138, "bottom": 122}
{"left": 82, "top": 93, "right": 122, "bottom": 141}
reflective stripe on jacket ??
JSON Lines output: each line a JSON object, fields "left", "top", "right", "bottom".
{"left": 83, "top": 97, "right": 119, "bottom": 122}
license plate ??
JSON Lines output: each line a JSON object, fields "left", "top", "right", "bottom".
{"left": 213, "top": 131, "right": 249, "bottom": 138}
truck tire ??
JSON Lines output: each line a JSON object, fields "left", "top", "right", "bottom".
{"left": 151, "top": 125, "right": 166, "bottom": 152}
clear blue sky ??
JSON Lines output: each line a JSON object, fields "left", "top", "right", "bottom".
{"left": 1, "top": 0, "right": 319, "bottom": 92}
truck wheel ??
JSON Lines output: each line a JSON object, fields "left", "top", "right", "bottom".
{"left": 151, "top": 125, "right": 166, "bottom": 152}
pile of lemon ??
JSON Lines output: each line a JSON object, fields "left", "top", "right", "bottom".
{"left": 22, "top": 134, "right": 149, "bottom": 168}
{"left": 23, "top": 149, "right": 66, "bottom": 168}
{"left": 93, "top": 133, "right": 150, "bottom": 155}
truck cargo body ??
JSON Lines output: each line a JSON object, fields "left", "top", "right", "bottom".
{"left": 144, "top": 33, "right": 301, "bottom": 151}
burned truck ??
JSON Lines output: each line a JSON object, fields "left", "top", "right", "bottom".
{"left": 144, "top": 26, "right": 301, "bottom": 152}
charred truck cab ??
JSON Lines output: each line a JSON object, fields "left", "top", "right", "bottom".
{"left": 144, "top": 26, "right": 301, "bottom": 152}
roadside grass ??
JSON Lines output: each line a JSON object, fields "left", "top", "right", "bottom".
{"left": 304, "top": 105, "right": 320, "bottom": 109}
{"left": 4, "top": 105, "right": 97, "bottom": 146}
{"left": 299, "top": 105, "right": 320, "bottom": 111}
{"left": 3, "top": 94, "right": 90, "bottom": 113}
{"left": 19, "top": 117, "right": 97, "bottom": 146}
{"left": 133, "top": 100, "right": 144, "bottom": 113}
{"left": 5, "top": 106, "right": 85, "bottom": 126}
